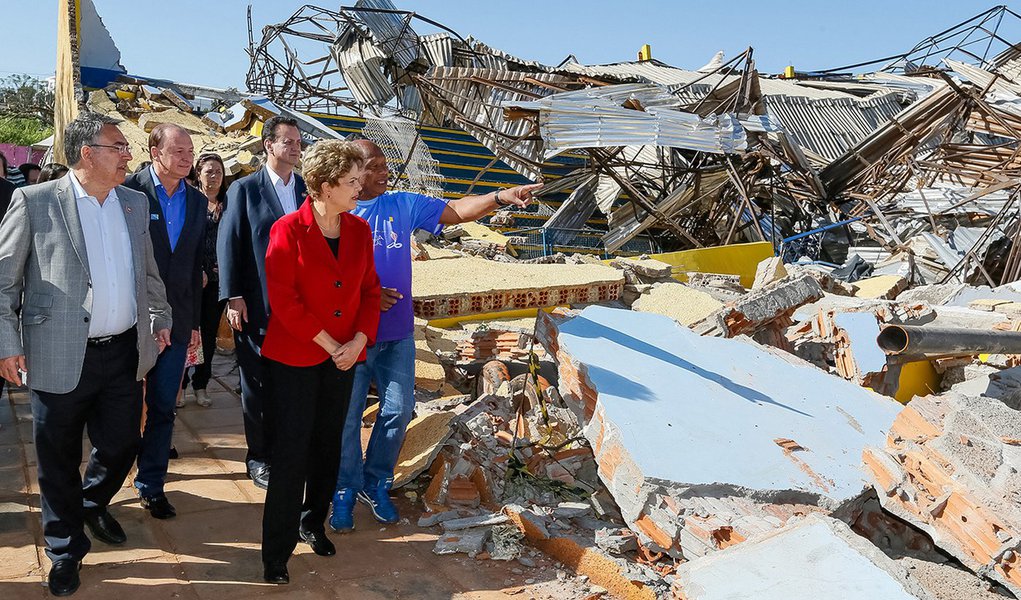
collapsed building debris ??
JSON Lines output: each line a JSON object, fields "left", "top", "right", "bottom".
{"left": 57, "top": 2, "right": 1021, "bottom": 596}
{"left": 536, "top": 305, "right": 903, "bottom": 560}
{"left": 670, "top": 514, "right": 936, "bottom": 600}
{"left": 411, "top": 256, "right": 624, "bottom": 319}
{"left": 864, "top": 366, "right": 1021, "bottom": 596}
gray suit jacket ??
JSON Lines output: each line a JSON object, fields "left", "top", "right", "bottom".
{"left": 0, "top": 176, "right": 172, "bottom": 394}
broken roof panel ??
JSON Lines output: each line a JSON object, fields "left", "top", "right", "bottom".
{"left": 352, "top": 0, "right": 420, "bottom": 68}
{"left": 538, "top": 305, "right": 904, "bottom": 556}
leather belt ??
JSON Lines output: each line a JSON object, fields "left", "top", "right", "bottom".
{"left": 87, "top": 328, "right": 134, "bottom": 347}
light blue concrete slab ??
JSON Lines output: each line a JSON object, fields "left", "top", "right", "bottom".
{"left": 833, "top": 312, "right": 887, "bottom": 376}
{"left": 676, "top": 515, "right": 930, "bottom": 599}
{"left": 555, "top": 305, "right": 903, "bottom": 504}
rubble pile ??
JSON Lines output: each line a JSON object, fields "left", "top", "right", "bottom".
{"left": 536, "top": 305, "right": 903, "bottom": 560}
{"left": 864, "top": 367, "right": 1021, "bottom": 597}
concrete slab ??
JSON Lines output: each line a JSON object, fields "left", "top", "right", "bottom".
{"left": 412, "top": 257, "right": 624, "bottom": 319}
{"left": 854, "top": 274, "right": 909, "bottom": 300}
{"left": 672, "top": 514, "right": 935, "bottom": 600}
{"left": 537, "top": 305, "right": 903, "bottom": 558}
{"left": 632, "top": 283, "right": 722, "bottom": 327}
{"left": 864, "top": 365, "right": 1021, "bottom": 596}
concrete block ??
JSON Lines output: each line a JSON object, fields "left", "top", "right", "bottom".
{"left": 864, "top": 366, "right": 1021, "bottom": 596}
{"left": 854, "top": 274, "right": 909, "bottom": 300}
{"left": 537, "top": 306, "right": 902, "bottom": 559}
{"left": 969, "top": 298, "right": 1012, "bottom": 312}
{"left": 672, "top": 514, "right": 935, "bottom": 599}
{"left": 595, "top": 528, "right": 638, "bottom": 555}
{"left": 632, "top": 283, "right": 723, "bottom": 327}
{"left": 442, "top": 512, "right": 509, "bottom": 531}
{"left": 751, "top": 256, "right": 787, "bottom": 290}
{"left": 433, "top": 527, "right": 490, "bottom": 557}
{"left": 553, "top": 501, "right": 592, "bottom": 519}
{"left": 611, "top": 257, "right": 674, "bottom": 279}
{"left": 693, "top": 274, "right": 823, "bottom": 338}
{"left": 392, "top": 410, "right": 456, "bottom": 489}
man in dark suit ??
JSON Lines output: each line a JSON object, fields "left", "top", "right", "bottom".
{"left": 217, "top": 115, "right": 306, "bottom": 489}
{"left": 124, "top": 123, "right": 206, "bottom": 519}
{"left": 0, "top": 113, "right": 171, "bottom": 596}
{"left": 0, "top": 176, "right": 12, "bottom": 219}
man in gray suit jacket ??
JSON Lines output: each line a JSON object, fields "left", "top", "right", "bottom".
{"left": 0, "top": 113, "right": 172, "bottom": 596}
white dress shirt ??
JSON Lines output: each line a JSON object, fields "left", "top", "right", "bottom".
{"left": 266, "top": 166, "right": 298, "bottom": 214}
{"left": 68, "top": 172, "right": 137, "bottom": 337}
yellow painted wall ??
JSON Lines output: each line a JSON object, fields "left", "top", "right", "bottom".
{"left": 646, "top": 242, "right": 774, "bottom": 288}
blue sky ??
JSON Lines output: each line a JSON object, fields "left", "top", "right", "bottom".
{"left": 1, "top": 1, "right": 1018, "bottom": 88}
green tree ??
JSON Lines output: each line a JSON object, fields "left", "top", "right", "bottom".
{"left": 0, "top": 74, "right": 55, "bottom": 126}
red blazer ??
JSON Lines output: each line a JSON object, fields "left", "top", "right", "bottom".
{"left": 262, "top": 201, "right": 381, "bottom": 367}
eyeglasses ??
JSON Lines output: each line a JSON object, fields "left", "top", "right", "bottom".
{"left": 88, "top": 143, "right": 132, "bottom": 155}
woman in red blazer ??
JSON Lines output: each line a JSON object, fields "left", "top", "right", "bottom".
{"left": 259, "top": 140, "right": 381, "bottom": 585}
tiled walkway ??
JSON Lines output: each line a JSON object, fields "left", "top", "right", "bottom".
{"left": 0, "top": 353, "right": 581, "bottom": 599}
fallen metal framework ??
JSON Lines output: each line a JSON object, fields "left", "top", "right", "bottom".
{"left": 246, "top": 2, "right": 1021, "bottom": 275}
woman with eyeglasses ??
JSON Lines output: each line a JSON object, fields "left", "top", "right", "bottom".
{"left": 180, "top": 153, "right": 229, "bottom": 408}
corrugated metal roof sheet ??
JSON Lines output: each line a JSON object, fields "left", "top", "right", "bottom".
{"left": 418, "top": 66, "right": 575, "bottom": 180}
{"left": 352, "top": 0, "right": 419, "bottom": 68}
{"left": 332, "top": 34, "right": 395, "bottom": 105}
{"left": 762, "top": 93, "right": 904, "bottom": 160}
{"left": 420, "top": 33, "right": 454, "bottom": 68}
{"left": 504, "top": 83, "right": 782, "bottom": 157}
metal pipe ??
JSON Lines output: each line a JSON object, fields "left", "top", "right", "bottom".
{"left": 877, "top": 324, "right": 1021, "bottom": 357}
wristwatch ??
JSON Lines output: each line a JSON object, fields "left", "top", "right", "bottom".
{"left": 494, "top": 190, "right": 513, "bottom": 206}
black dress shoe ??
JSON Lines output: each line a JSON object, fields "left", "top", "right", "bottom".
{"left": 299, "top": 529, "right": 336, "bottom": 556}
{"left": 140, "top": 494, "right": 177, "bottom": 519}
{"left": 168, "top": 446, "right": 179, "bottom": 460}
{"left": 247, "top": 464, "right": 270, "bottom": 490}
{"left": 83, "top": 510, "right": 126, "bottom": 545}
{"left": 48, "top": 559, "right": 81, "bottom": 596}
{"left": 263, "top": 561, "right": 289, "bottom": 584}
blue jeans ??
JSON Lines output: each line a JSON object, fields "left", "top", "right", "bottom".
{"left": 336, "top": 335, "right": 416, "bottom": 492}
{"left": 135, "top": 343, "right": 188, "bottom": 498}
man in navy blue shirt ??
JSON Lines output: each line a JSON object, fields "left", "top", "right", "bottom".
{"left": 124, "top": 123, "right": 206, "bottom": 520}
{"left": 329, "top": 140, "right": 540, "bottom": 530}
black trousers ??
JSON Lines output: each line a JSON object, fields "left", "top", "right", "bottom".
{"left": 234, "top": 329, "right": 272, "bottom": 469}
{"left": 183, "top": 284, "right": 227, "bottom": 391}
{"left": 32, "top": 329, "right": 142, "bottom": 562}
{"left": 262, "top": 358, "right": 353, "bottom": 565}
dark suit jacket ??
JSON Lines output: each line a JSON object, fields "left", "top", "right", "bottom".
{"left": 124, "top": 169, "right": 206, "bottom": 346}
{"left": 0, "top": 178, "right": 14, "bottom": 225}
{"left": 217, "top": 167, "right": 306, "bottom": 335}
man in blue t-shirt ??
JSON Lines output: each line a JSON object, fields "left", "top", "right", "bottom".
{"left": 330, "top": 140, "right": 541, "bottom": 530}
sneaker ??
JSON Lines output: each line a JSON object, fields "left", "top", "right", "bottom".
{"left": 175, "top": 390, "right": 185, "bottom": 409}
{"left": 357, "top": 480, "right": 399, "bottom": 524}
{"left": 328, "top": 488, "right": 357, "bottom": 532}
{"left": 195, "top": 389, "right": 212, "bottom": 408}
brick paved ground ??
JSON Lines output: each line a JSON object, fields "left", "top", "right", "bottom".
{"left": 0, "top": 352, "right": 589, "bottom": 599}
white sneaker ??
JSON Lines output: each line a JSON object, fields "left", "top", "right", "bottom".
{"left": 195, "top": 389, "right": 212, "bottom": 408}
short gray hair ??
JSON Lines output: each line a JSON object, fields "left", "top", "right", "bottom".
{"left": 64, "top": 112, "right": 121, "bottom": 166}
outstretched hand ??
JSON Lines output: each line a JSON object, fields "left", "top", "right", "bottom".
{"left": 499, "top": 183, "right": 543, "bottom": 208}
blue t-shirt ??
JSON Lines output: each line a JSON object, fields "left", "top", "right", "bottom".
{"left": 352, "top": 191, "right": 447, "bottom": 342}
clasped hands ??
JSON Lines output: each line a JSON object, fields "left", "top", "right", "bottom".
{"left": 329, "top": 333, "right": 366, "bottom": 371}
